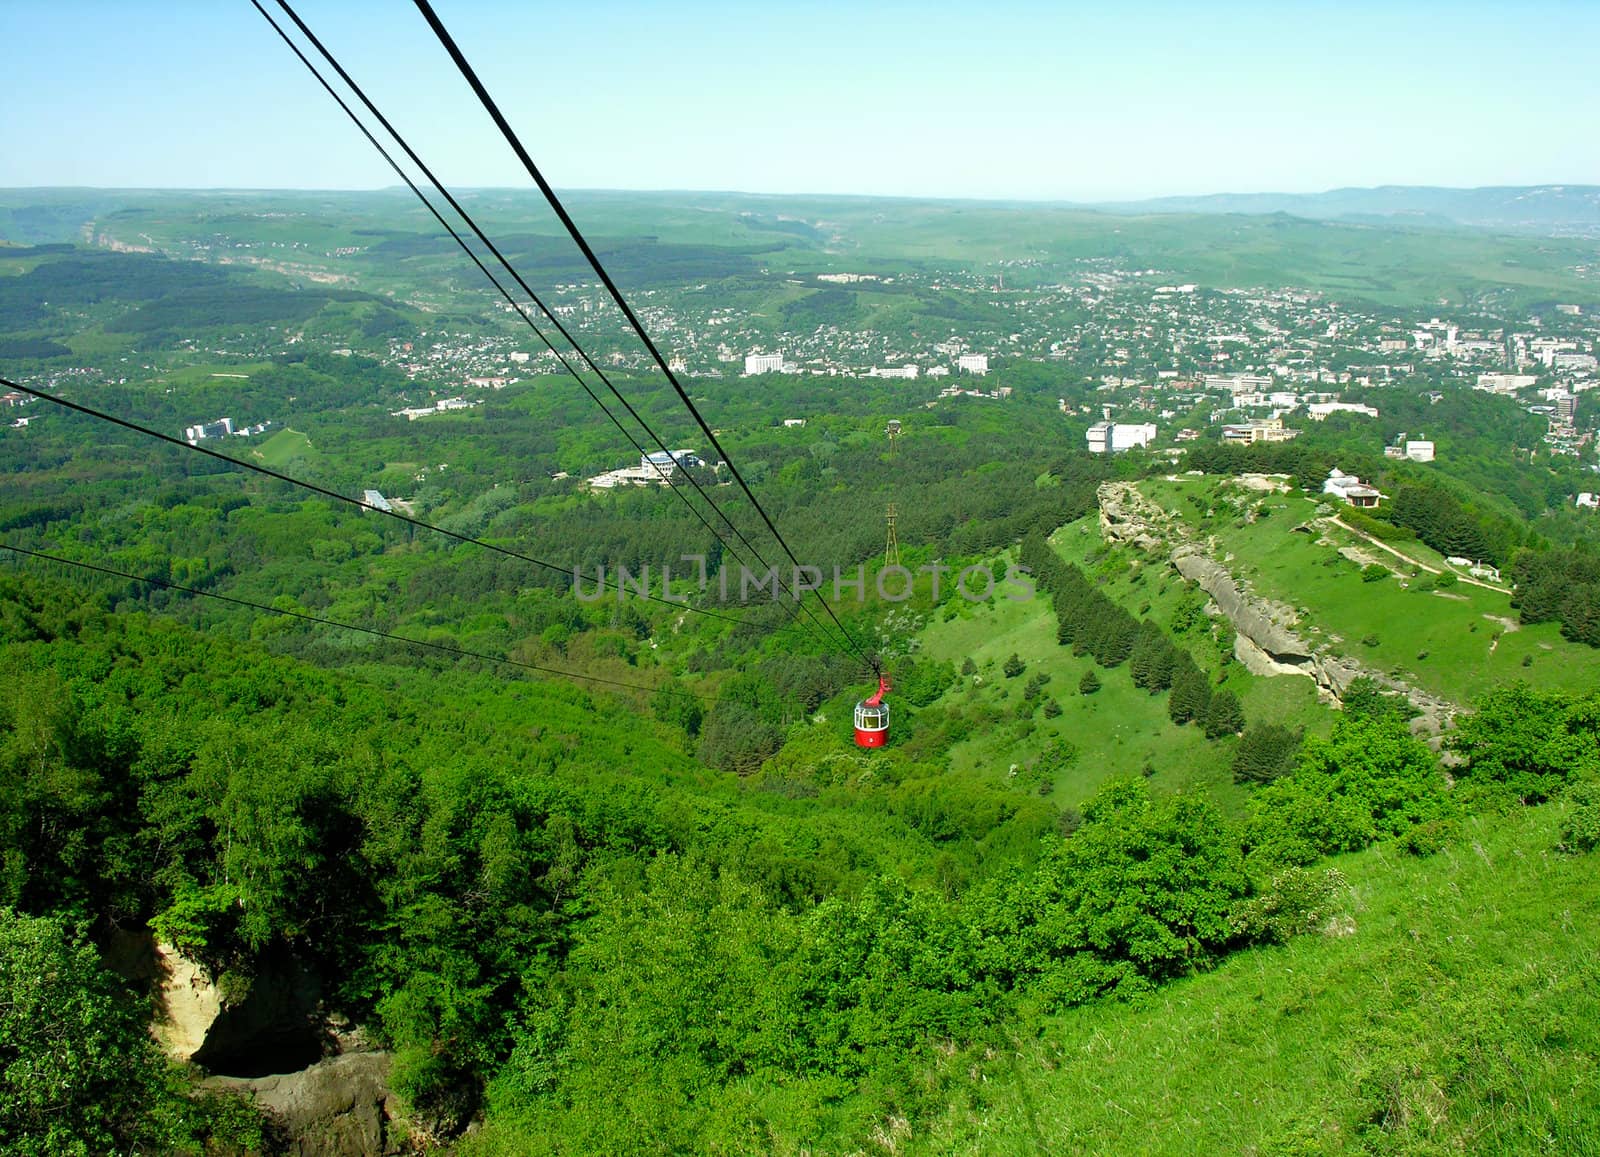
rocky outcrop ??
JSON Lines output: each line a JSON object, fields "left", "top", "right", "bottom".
{"left": 1172, "top": 547, "right": 1303, "bottom": 661}
{"left": 114, "top": 938, "right": 327, "bottom": 1075}
{"left": 209, "top": 1051, "right": 411, "bottom": 1157}
{"left": 154, "top": 940, "right": 226, "bottom": 1061}
{"left": 1096, "top": 482, "right": 1459, "bottom": 733}
{"left": 1099, "top": 480, "right": 1173, "bottom": 552}
{"left": 189, "top": 950, "right": 327, "bottom": 1076}
{"left": 103, "top": 933, "right": 410, "bottom": 1155}
{"left": 101, "top": 930, "right": 228, "bottom": 1061}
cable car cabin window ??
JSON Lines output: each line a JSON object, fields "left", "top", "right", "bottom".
{"left": 854, "top": 703, "right": 888, "bottom": 727}
{"left": 853, "top": 700, "right": 889, "bottom": 747}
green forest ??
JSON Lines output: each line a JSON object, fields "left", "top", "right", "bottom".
{"left": 6, "top": 563, "right": 1599, "bottom": 1154}
{"left": 2, "top": 199, "right": 1599, "bottom": 1155}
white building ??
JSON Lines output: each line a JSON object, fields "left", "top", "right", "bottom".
{"left": 588, "top": 466, "right": 661, "bottom": 489}
{"left": 642, "top": 449, "right": 702, "bottom": 473}
{"left": 183, "top": 417, "right": 234, "bottom": 443}
{"left": 391, "top": 397, "right": 478, "bottom": 420}
{"left": 957, "top": 353, "right": 989, "bottom": 375}
{"left": 1087, "top": 422, "right": 1157, "bottom": 454}
{"left": 1204, "top": 374, "right": 1273, "bottom": 395}
{"left": 589, "top": 449, "right": 703, "bottom": 489}
{"left": 1221, "top": 417, "right": 1300, "bottom": 444}
{"left": 744, "top": 353, "right": 785, "bottom": 376}
{"left": 868, "top": 365, "right": 919, "bottom": 380}
{"left": 1532, "top": 339, "right": 1577, "bottom": 367}
{"left": 1324, "top": 467, "right": 1383, "bottom": 509}
{"left": 1476, "top": 372, "right": 1539, "bottom": 394}
{"left": 1307, "top": 402, "right": 1379, "bottom": 420}
{"left": 1404, "top": 440, "right": 1435, "bottom": 462}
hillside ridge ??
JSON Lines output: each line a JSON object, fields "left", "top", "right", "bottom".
{"left": 1096, "top": 478, "right": 1458, "bottom": 732}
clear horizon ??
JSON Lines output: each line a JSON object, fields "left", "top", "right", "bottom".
{"left": 3, "top": 1, "right": 1597, "bottom": 201}
{"left": 2, "top": 181, "right": 1596, "bottom": 205}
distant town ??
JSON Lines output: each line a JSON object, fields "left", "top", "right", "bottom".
{"left": 324, "top": 268, "right": 1600, "bottom": 496}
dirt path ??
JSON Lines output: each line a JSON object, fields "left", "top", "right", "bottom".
{"left": 1327, "top": 517, "right": 1507, "bottom": 593}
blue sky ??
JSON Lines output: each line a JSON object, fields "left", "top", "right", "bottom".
{"left": 3, "top": 1, "right": 1597, "bottom": 201}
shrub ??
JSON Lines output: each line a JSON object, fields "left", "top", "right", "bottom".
{"left": 1245, "top": 715, "right": 1454, "bottom": 869}
{"left": 1042, "top": 698, "right": 1062, "bottom": 718}
{"left": 1078, "top": 670, "right": 1101, "bottom": 695}
{"left": 1055, "top": 806, "right": 1084, "bottom": 837}
{"left": 1361, "top": 563, "right": 1389, "bottom": 583}
{"left": 1016, "top": 780, "right": 1249, "bottom": 990}
{"left": 1342, "top": 677, "right": 1417, "bottom": 723}
{"left": 1229, "top": 867, "right": 1347, "bottom": 943}
{"left": 1003, "top": 653, "right": 1025, "bottom": 678}
{"left": 1215, "top": 621, "right": 1237, "bottom": 665}
{"left": 1399, "top": 817, "right": 1458, "bottom": 856}
{"left": 1449, "top": 683, "right": 1600, "bottom": 802}
{"left": 1561, "top": 781, "right": 1600, "bottom": 852}
{"left": 1343, "top": 509, "right": 1416, "bottom": 542}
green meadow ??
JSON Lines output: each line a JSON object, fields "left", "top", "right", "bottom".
{"left": 914, "top": 800, "right": 1600, "bottom": 1156}
{"left": 1138, "top": 476, "right": 1600, "bottom": 704}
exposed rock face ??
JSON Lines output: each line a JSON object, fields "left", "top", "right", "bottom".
{"left": 209, "top": 1051, "right": 410, "bottom": 1157}
{"left": 1096, "top": 482, "right": 1459, "bottom": 733}
{"left": 104, "top": 934, "right": 411, "bottom": 1155}
{"left": 154, "top": 939, "right": 225, "bottom": 1061}
{"left": 102, "top": 931, "right": 226, "bottom": 1061}
{"left": 120, "top": 939, "right": 327, "bottom": 1075}
{"left": 189, "top": 949, "right": 326, "bottom": 1076}
{"left": 1172, "top": 548, "right": 1305, "bottom": 662}
{"left": 1099, "top": 480, "right": 1174, "bottom": 552}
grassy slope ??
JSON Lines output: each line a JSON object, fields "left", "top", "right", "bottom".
{"left": 1139, "top": 476, "right": 1600, "bottom": 704}
{"left": 916, "top": 802, "right": 1600, "bottom": 1156}
{"left": 249, "top": 427, "right": 316, "bottom": 468}
{"left": 913, "top": 468, "right": 1600, "bottom": 825}
{"left": 1047, "top": 513, "right": 1332, "bottom": 736}
{"left": 918, "top": 590, "right": 1236, "bottom": 808}
{"left": 915, "top": 535, "right": 1325, "bottom": 820}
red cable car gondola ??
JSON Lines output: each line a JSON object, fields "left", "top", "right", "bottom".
{"left": 853, "top": 673, "right": 890, "bottom": 748}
